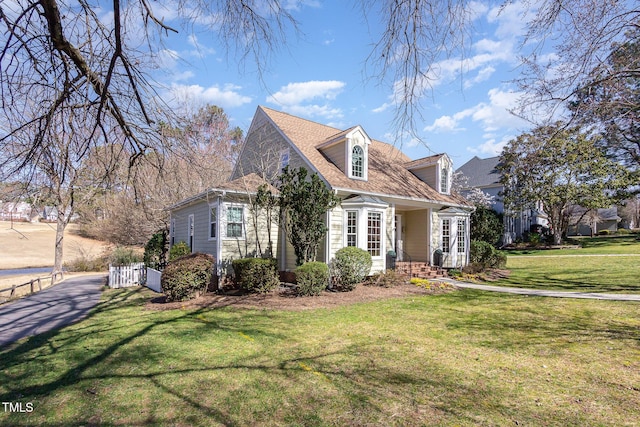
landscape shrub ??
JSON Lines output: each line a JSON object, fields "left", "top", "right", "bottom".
{"left": 161, "top": 253, "right": 215, "bottom": 302}
{"left": 65, "top": 252, "right": 109, "bottom": 272}
{"left": 144, "top": 230, "right": 168, "bottom": 269}
{"left": 330, "top": 247, "right": 372, "bottom": 291}
{"left": 470, "top": 240, "right": 507, "bottom": 270}
{"left": 295, "top": 262, "right": 329, "bottom": 296}
{"left": 169, "top": 241, "right": 190, "bottom": 261}
{"left": 232, "top": 258, "right": 279, "bottom": 293}
{"left": 365, "top": 269, "right": 406, "bottom": 287}
{"left": 109, "top": 246, "right": 142, "bottom": 265}
{"left": 598, "top": 230, "right": 610, "bottom": 235}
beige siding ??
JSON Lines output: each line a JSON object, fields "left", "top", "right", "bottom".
{"left": 410, "top": 165, "right": 438, "bottom": 189}
{"left": 320, "top": 142, "right": 347, "bottom": 174}
{"left": 219, "top": 201, "right": 279, "bottom": 275}
{"left": 401, "top": 210, "right": 430, "bottom": 262}
{"left": 329, "top": 205, "right": 345, "bottom": 259}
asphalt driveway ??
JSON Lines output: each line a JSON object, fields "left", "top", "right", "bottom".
{"left": 0, "top": 273, "right": 106, "bottom": 348}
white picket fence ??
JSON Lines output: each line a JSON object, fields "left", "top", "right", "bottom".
{"left": 108, "top": 263, "right": 145, "bottom": 289}
{"left": 146, "top": 267, "right": 162, "bottom": 293}
{"left": 108, "top": 263, "right": 163, "bottom": 292}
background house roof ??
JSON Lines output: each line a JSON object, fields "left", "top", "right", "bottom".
{"left": 456, "top": 156, "right": 502, "bottom": 188}
{"left": 259, "top": 106, "right": 469, "bottom": 206}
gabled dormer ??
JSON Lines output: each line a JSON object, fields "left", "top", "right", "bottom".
{"left": 316, "top": 126, "right": 371, "bottom": 181}
{"left": 405, "top": 153, "right": 453, "bottom": 195}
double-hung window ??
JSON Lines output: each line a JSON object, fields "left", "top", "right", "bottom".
{"left": 226, "top": 206, "right": 243, "bottom": 238}
{"left": 351, "top": 146, "right": 364, "bottom": 178}
{"left": 346, "top": 211, "right": 358, "bottom": 247}
{"left": 457, "top": 219, "right": 466, "bottom": 253}
{"left": 442, "top": 219, "right": 451, "bottom": 253}
{"left": 367, "top": 212, "right": 382, "bottom": 257}
{"left": 440, "top": 167, "right": 449, "bottom": 193}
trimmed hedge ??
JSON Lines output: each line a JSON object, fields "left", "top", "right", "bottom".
{"left": 296, "top": 262, "right": 329, "bottom": 296}
{"left": 330, "top": 246, "right": 372, "bottom": 291}
{"left": 161, "top": 253, "right": 215, "bottom": 302}
{"left": 232, "top": 258, "right": 280, "bottom": 294}
{"left": 469, "top": 240, "right": 506, "bottom": 270}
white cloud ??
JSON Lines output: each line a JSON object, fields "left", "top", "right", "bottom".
{"left": 470, "top": 88, "right": 526, "bottom": 130}
{"left": 287, "top": 104, "right": 344, "bottom": 120}
{"left": 267, "top": 80, "right": 346, "bottom": 120}
{"left": 464, "top": 65, "right": 496, "bottom": 89}
{"left": 169, "top": 83, "right": 252, "bottom": 109}
{"left": 267, "top": 80, "right": 345, "bottom": 105}
{"left": 424, "top": 116, "right": 463, "bottom": 133}
{"left": 468, "top": 134, "right": 513, "bottom": 157}
{"left": 487, "top": 0, "right": 531, "bottom": 39}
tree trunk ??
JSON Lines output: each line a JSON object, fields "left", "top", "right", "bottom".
{"left": 53, "top": 206, "right": 69, "bottom": 275}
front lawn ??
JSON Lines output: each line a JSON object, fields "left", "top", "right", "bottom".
{"left": 494, "top": 235, "right": 640, "bottom": 293}
{"left": 1, "top": 287, "right": 639, "bottom": 426}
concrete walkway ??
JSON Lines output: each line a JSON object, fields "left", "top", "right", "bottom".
{"left": 443, "top": 279, "right": 640, "bottom": 301}
{"left": 0, "top": 273, "right": 106, "bottom": 348}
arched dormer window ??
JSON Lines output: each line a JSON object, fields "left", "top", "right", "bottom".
{"left": 352, "top": 145, "right": 364, "bottom": 178}
{"left": 440, "top": 167, "right": 449, "bottom": 193}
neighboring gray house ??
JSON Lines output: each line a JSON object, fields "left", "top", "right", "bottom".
{"left": 456, "top": 156, "right": 548, "bottom": 242}
{"left": 568, "top": 206, "right": 621, "bottom": 236}
{"left": 168, "top": 106, "right": 474, "bottom": 281}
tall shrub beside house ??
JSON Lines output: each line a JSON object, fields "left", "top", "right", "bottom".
{"left": 296, "top": 262, "right": 330, "bottom": 296}
{"left": 161, "top": 253, "right": 215, "bottom": 302}
{"left": 232, "top": 258, "right": 280, "bottom": 294}
{"left": 144, "top": 230, "right": 168, "bottom": 269}
{"left": 330, "top": 247, "right": 372, "bottom": 291}
{"left": 278, "top": 166, "right": 340, "bottom": 266}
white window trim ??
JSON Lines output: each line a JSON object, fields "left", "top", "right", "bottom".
{"left": 208, "top": 202, "right": 218, "bottom": 241}
{"left": 343, "top": 207, "right": 385, "bottom": 259}
{"left": 224, "top": 204, "right": 246, "bottom": 240}
{"left": 366, "top": 210, "right": 384, "bottom": 258}
{"left": 344, "top": 209, "right": 359, "bottom": 247}
{"left": 188, "top": 214, "right": 195, "bottom": 253}
{"left": 438, "top": 158, "right": 452, "bottom": 195}
{"left": 346, "top": 133, "right": 369, "bottom": 181}
{"left": 441, "top": 218, "right": 451, "bottom": 254}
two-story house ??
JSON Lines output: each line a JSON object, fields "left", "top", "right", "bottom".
{"left": 456, "top": 155, "right": 548, "bottom": 243}
{"left": 168, "top": 106, "right": 473, "bottom": 281}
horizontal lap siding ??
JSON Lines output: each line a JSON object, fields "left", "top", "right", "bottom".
{"left": 403, "top": 210, "right": 429, "bottom": 262}
{"left": 171, "top": 201, "right": 216, "bottom": 257}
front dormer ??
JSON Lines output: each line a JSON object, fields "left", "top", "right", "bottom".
{"left": 317, "top": 126, "right": 371, "bottom": 181}
{"left": 405, "top": 153, "right": 453, "bottom": 195}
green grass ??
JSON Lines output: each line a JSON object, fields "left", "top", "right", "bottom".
{"left": 1, "top": 287, "right": 639, "bottom": 426}
{"left": 506, "top": 235, "right": 640, "bottom": 256}
{"left": 494, "top": 235, "right": 640, "bottom": 293}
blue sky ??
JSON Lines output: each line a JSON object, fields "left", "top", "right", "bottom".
{"left": 153, "top": 0, "right": 537, "bottom": 169}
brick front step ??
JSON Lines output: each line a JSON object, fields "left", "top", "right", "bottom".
{"left": 394, "top": 262, "right": 444, "bottom": 279}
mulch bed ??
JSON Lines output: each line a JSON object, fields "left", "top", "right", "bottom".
{"left": 145, "top": 282, "right": 458, "bottom": 312}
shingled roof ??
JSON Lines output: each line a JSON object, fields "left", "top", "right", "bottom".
{"left": 456, "top": 156, "right": 502, "bottom": 188}
{"left": 259, "top": 106, "right": 469, "bottom": 206}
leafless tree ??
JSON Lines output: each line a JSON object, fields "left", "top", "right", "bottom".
{"left": 514, "top": 0, "right": 639, "bottom": 122}
{"left": 1, "top": 1, "right": 296, "bottom": 169}
{"left": 361, "top": 0, "right": 475, "bottom": 139}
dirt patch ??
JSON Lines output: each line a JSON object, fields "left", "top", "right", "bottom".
{"left": 145, "top": 282, "right": 458, "bottom": 311}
